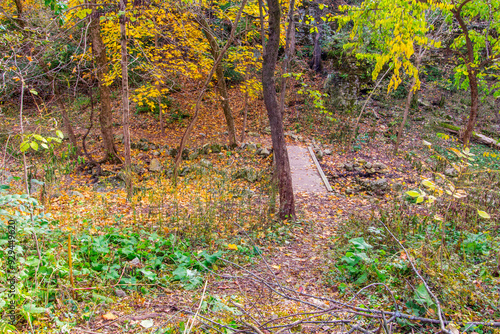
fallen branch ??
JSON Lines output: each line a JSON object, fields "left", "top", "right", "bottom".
{"left": 438, "top": 122, "right": 500, "bottom": 149}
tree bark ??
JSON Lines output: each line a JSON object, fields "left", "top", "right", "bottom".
{"left": 89, "top": 4, "right": 121, "bottom": 163}
{"left": 198, "top": 16, "right": 237, "bottom": 147}
{"left": 120, "top": 0, "right": 132, "bottom": 199}
{"left": 173, "top": 0, "right": 247, "bottom": 175}
{"left": 263, "top": 0, "right": 295, "bottom": 220}
{"left": 453, "top": 2, "right": 479, "bottom": 147}
{"left": 13, "top": 0, "right": 24, "bottom": 28}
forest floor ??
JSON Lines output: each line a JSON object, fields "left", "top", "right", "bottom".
{"left": 1, "top": 73, "right": 500, "bottom": 333}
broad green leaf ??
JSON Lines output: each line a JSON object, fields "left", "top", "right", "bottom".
{"left": 30, "top": 141, "right": 38, "bottom": 151}
{"left": 406, "top": 190, "right": 420, "bottom": 197}
{"left": 41, "top": 143, "right": 48, "bottom": 149}
{"left": 140, "top": 319, "right": 154, "bottom": 329}
{"left": 477, "top": 210, "right": 490, "bottom": 219}
{"left": 33, "top": 134, "right": 46, "bottom": 142}
{"left": 414, "top": 284, "right": 435, "bottom": 308}
{"left": 29, "top": 89, "right": 38, "bottom": 95}
{"left": 20, "top": 141, "right": 30, "bottom": 152}
{"left": 56, "top": 130, "right": 64, "bottom": 139}
{"left": 23, "top": 304, "right": 46, "bottom": 314}
{"left": 349, "top": 237, "right": 372, "bottom": 250}
{"left": 416, "top": 196, "right": 424, "bottom": 204}
{"left": 421, "top": 180, "right": 434, "bottom": 189}
{"left": 422, "top": 140, "right": 431, "bottom": 147}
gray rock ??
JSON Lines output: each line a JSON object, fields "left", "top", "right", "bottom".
{"left": 129, "top": 257, "right": 142, "bottom": 268}
{"left": 69, "top": 190, "right": 84, "bottom": 198}
{"left": 199, "top": 133, "right": 206, "bottom": 138}
{"left": 258, "top": 148, "right": 270, "bottom": 156}
{"left": 444, "top": 167, "right": 458, "bottom": 177}
{"left": 50, "top": 191, "right": 62, "bottom": 198}
{"left": 200, "top": 159, "right": 212, "bottom": 168}
{"left": 324, "top": 149, "right": 332, "bottom": 155}
{"left": 316, "top": 150, "right": 324, "bottom": 160}
{"left": 248, "top": 132, "right": 260, "bottom": 137}
{"left": 372, "top": 178, "right": 388, "bottom": 189}
{"left": 345, "top": 163, "right": 354, "bottom": 171}
{"left": 246, "top": 143, "right": 257, "bottom": 151}
{"left": 114, "top": 134, "right": 124, "bottom": 143}
{"left": 354, "top": 166, "right": 363, "bottom": 172}
{"left": 373, "top": 162, "right": 388, "bottom": 170}
{"left": 364, "top": 162, "right": 372, "bottom": 169}
{"left": 337, "top": 163, "right": 345, "bottom": 169}
{"left": 232, "top": 168, "right": 259, "bottom": 183}
{"left": 115, "top": 289, "right": 126, "bottom": 298}
{"left": 223, "top": 131, "right": 228, "bottom": 135}
{"left": 152, "top": 150, "right": 160, "bottom": 156}
{"left": 296, "top": 135, "right": 304, "bottom": 142}
{"left": 149, "top": 158, "right": 162, "bottom": 172}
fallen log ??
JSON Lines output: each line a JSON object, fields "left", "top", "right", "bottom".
{"left": 438, "top": 122, "right": 500, "bottom": 150}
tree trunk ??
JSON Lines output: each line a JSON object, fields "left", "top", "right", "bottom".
{"left": 120, "top": 0, "right": 132, "bottom": 199}
{"left": 279, "top": 0, "right": 295, "bottom": 117}
{"left": 173, "top": 0, "right": 248, "bottom": 175}
{"left": 13, "top": 0, "right": 24, "bottom": 28}
{"left": 198, "top": 16, "right": 237, "bottom": 147}
{"left": 89, "top": 5, "right": 121, "bottom": 163}
{"left": 263, "top": 0, "right": 295, "bottom": 220}
{"left": 453, "top": 4, "right": 479, "bottom": 147}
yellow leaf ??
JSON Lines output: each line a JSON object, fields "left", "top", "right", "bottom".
{"left": 227, "top": 244, "right": 238, "bottom": 250}
{"left": 102, "top": 312, "right": 118, "bottom": 320}
{"left": 477, "top": 210, "right": 490, "bottom": 219}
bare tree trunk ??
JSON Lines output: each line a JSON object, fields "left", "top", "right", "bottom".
{"left": 173, "top": 0, "right": 248, "bottom": 175}
{"left": 279, "top": 0, "right": 295, "bottom": 117}
{"left": 263, "top": 0, "right": 295, "bottom": 220}
{"left": 154, "top": 20, "right": 165, "bottom": 136}
{"left": 241, "top": 88, "right": 248, "bottom": 142}
{"left": 13, "top": 0, "right": 24, "bottom": 28}
{"left": 395, "top": 45, "right": 424, "bottom": 154}
{"left": 89, "top": 4, "right": 121, "bottom": 163}
{"left": 198, "top": 16, "right": 237, "bottom": 147}
{"left": 453, "top": 3, "right": 479, "bottom": 147}
{"left": 120, "top": 0, "right": 132, "bottom": 199}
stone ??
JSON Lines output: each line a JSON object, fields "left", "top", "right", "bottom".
{"left": 50, "top": 191, "right": 62, "bottom": 198}
{"left": 364, "top": 162, "right": 372, "bottom": 169}
{"left": 114, "top": 134, "right": 124, "bottom": 143}
{"left": 152, "top": 150, "right": 160, "bottom": 156}
{"left": 246, "top": 143, "right": 257, "bottom": 151}
{"left": 337, "top": 163, "right": 345, "bottom": 169}
{"left": 223, "top": 131, "right": 228, "bottom": 135}
{"left": 129, "top": 257, "right": 142, "bottom": 268}
{"left": 258, "top": 148, "right": 270, "bottom": 156}
{"left": 444, "top": 167, "right": 458, "bottom": 177}
{"left": 69, "top": 190, "right": 84, "bottom": 198}
{"left": 345, "top": 163, "right": 354, "bottom": 171}
{"left": 200, "top": 159, "right": 212, "bottom": 168}
{"left": 324, "top": 149, "right": 332, "bottom": 155}
{"left": 199, "top": 133, "right": 206, "bottom": 138}
{"left": 316, "top": 150, "right": 324, "bottom": 160}
{"left": 354, "top": 166, "right": 363, "bottom": 172}
{"left": 149, "top": 158, "right": 162, "bottom": 172}
{"left": 373, "top": 162, "right": 388, "bottom": 170}
{"left": 115, "top": 289, "right": 126, "bottom": 298}
{"left": 358, "top": 159, "right": 366, "bottom": 165}
{"left": 345, "top": 187, "right": 355, "bottom": 194}
{"left": 232, "top": 168, "right": 258, "bottom": 183}
{"left": 248, "top": 131, "right": 259, "bottom": 137}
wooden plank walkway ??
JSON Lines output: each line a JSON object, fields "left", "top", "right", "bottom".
{"left": 287, "top": 145, "right": 329, "bottom": 193}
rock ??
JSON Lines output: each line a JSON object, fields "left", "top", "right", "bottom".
{"left": 114, "top": 134, "right": 124, "bottom": 143}
{"left": 367, "top": 168, "right": 376, "bottom": 174}
{"left": 129, "top": 257, "right": 142, "bottom": 268}
{"left": 372, "top": 178, "right": 388, "bottom": 189}
{"left": 223, "top": 131, "right": 228, "bottom": 135}
{"left": 149, "top": 158, "right": 162, "bottom": 172}
{"left": 246, "top": 143, "right": 257, "bottom": 151}
{"left": 199, "top": 133, "right": 206, "bottom": 138}
{"left": 358, "top": 159, "right": 366, "bottom": 165}
{"left": 69, "top": 190, "right": 84, "bottom": 198}
{"left": 354, "top": 166, "right": 363, "bottom": 172}
{"left": 232, "top": 168, "right": 258, "bottom": 183}
{"left": 345, "top": 163, "right": 354, "bottom": 171}
{"left": 141, "top": 143, "right": 150, "bottom": 151}
{"left": 373, "top": 162, "right": 388, "bottom": 170}
{"left": 364, "top": 162, "right": 372, "bottom": 169}
{"left": 324, "top": 149, "right": 332, "bottom": 155}
{"left": 200, "top": 159, "right": 212, "bottom": 168}
{"left": 258, "top": 148, "right": 270, "bottom": 156}
{"left": 50, "top": 191, "right": 62, "bottom": 198}
{"left": 248, "top": 131, "right": 259, "bottom": 137}
{"left": 291, "top": 134, "right": 299, "bottom": 141}
{"left": 152, "top": 150, "right": 160, "bottom": 156}
{"left": 345, "top": 187, "right": 355, "bottom": 194}
{"left": 316, "top": 150, "right": 324, "bottom": 160}
{"left": 444, "top": 167, "right": 458, "bottom": 177}
{"left": 115, "top": 289, "right": 126, "bottom": 298}
{"left": 337, "top": 163, "right": 345, "bottom": 169}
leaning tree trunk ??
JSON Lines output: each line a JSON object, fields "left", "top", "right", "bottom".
{"left": 453, "top": 5, "right": 479, "bottom": 147}
{"left": 89, "top": 6, "right": 121, "bottom": 163}
{"left": 198, "top": 16, "right": 237, "bottom": 147}
{"left": 120, "top": 0, "right": 132, "bottom": 199}
{"left": 263, "top": 0, "right": 295, "bottom": 220}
